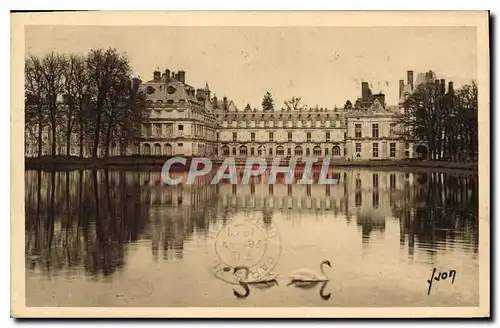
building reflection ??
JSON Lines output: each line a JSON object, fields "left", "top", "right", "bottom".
{"left": 25, "top": 167, "right": 478, "bottom": 278}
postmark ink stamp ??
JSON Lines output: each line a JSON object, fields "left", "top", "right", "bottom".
{"left": 208, "top": 213, "right": 281, "bottom": 285}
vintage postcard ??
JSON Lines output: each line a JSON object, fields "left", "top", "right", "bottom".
{"left": 11, "top": 11, "right": 490, "bottom": 318}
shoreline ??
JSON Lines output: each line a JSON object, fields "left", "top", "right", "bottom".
{"left": 24, "top": 156, "right": 478, "bottom": 172}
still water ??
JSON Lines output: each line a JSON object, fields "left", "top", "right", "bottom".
{"left": 25, "top": 168, "right": 479, "bottom": 307}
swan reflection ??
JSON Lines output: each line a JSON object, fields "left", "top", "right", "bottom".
{"left": 232, "top": 266, "right": 279, "bottom": 299}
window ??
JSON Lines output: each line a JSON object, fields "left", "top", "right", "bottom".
{"left": 332, "top": 146, "right": 341, "bottom": 156}
{"left": 269, "top": 132, "right": 274, "bottom": 142}
{"left": 372, "top": 142, "right": 379, "bottom": 158}
{"left": 372, "top": 124, "right": 379, "bottom": 138}
{"left": 390, "top": 142, "right": 396, "bottom": 157}
{"left": 326, "top": 132, "right": 330, "bottom": 142}
{"left": 294, "top": 146, "right": 302, "bottom": 156}
{"left": 390, "top": 123, "right": 396, "bottom": 136}
{"left": 307, "top": 132, "right": 311, "bottom": 142}
{"left": 373, "top": 173, "right": 379, "bottom": 188}
{"left": 287, "top": 148, "right": 291, "bottom": 156}
{"left": 325, "top": 148, "right": 329, "bottom": 155}
{"left": 154, "top": 124, "right": 162, "bottom": 136}
{"left": 222, "top": 146, "right": 229, "bottom": 155}
{"left": 372, "top": 190, "right": 379, "bottom": 208}
{"left": 233, "top": 132, "right": 237, "bottom": 142}
{"left": 390, "top": 173, "right": 396, "bottom": 189}
{"left": 355, "top": 123, "right": 362, "bottom": 138}
{"left": 216, "top": 132, "right": 219, "bottom": 141}
{"left": 239, "top": 146, "right": 247, "bottom": 156}
{"left": 251, "top": 147, "right": 255, "bottom": 156}
{"left": 288, "top": 132, "right": 292, "bottom": 142}
{"left": 178, "top": 124, "right": 184, "bottom": 131}
{"left": 405, "top": 142, "right": 410, "bottom": 149}
{"left": 251, "top": 132, "right": 255, "bottom": 142}
{"left": 355, "top": 143, "right": 361, "bottom": 153}
{"left": 232, "top": 147, "right": 236, "bottom": 155}
{"left": 178, "top": 143, "right": 183, "bottom": 147}
{"left": 269, "top": 148, "right": 273, "bottom": 156}
{"left": 276, "top": 146, "right": 284, "bottom": 156}
{"left": 313, "top": 146, "right": 322, "bottom": 156}
{"left": 355, "top": 190, "right": 362, "bottom": 207}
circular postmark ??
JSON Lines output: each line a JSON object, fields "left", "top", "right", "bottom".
{"left": 208, "top": 212, "right": 281, "bottom": 284}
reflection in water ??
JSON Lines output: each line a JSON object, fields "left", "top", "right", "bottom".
{"left": 25, "top": 168, "right": 478, "bottom": 306}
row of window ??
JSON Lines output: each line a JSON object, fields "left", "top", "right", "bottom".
{"left": 221, "top": 120, "right": 343, "bottom": 128}
{"left": 354, "top": 142, "right": 398, "bottom": 157}
{"left": 220, "top": 145, "right": 343, "bottom": 157}
{"left": 230, "top": 131, "right": 341, "bottom": 142}
{"left": 354, "top": 123, "right": 397, "bottom": 138}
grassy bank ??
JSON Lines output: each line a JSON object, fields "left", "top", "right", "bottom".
{"left": 25, "top": 155, "right": 478, "bottom": 172}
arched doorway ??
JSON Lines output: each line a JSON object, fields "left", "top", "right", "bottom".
{"left": 154, "top": 143, "right": 161, "bottom": 155}
{"left": 142, "top": 143, "right": 151, "bottom": 155}
{"left": 164, "top": 143, "right": 172, "bottom": 156}
{"left": 332, "top": 145, "right": 341, "bottom": 157}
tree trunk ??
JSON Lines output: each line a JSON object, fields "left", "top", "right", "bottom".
{"left": 37, "top": 116, "right": 43, "bottom": 157}
{"left": 93, "top": 111, "right": 101, "bottom": 158}
{"left": 66, "top": 112, "right": 72, "bottom": 156}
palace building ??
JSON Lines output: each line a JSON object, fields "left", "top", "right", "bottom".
{"left": 25, "top": 67, "right": 416, "bottom": 160}
{"left": 136, "top": 68, "right": 412, "bottom": 160}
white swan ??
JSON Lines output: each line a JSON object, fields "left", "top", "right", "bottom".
{"left": 287, "top": 260, "right": 331, "bottom": 288}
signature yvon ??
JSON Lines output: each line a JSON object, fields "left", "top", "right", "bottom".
{"left": 427, "top": 268, "right": 457, "bottom": 295}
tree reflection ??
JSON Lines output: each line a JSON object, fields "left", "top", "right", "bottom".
{"left": 25, "top": 168, "right": 478, "bottom": 279}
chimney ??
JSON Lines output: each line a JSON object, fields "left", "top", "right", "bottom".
{"left": 448, "top": 81, "right": 454, "bottom": 94}
{"left": 223, "top": 96, "right": 228, "bottom": 110}
{"left": 399, "top": 79, "right": 404, "bottom": 98}
{"left": 407, "top": 70, "right": 414, "bottom": 91}
{"left": 171, "top": 72, "right": 175, "bottom": 79}
{"left": 440, "top": 79, "right": 446, "bottom": 94}
{"left": 213, "top": 95, "right": 218, "bottom": 109}
{"left": 165, "top": 69, "right": 170, "bottom": 84}
{"left": 361, "top": 82, "right": 370, "bottom": 100}
{"left": 374, "top": 93, "right": 385, "bottom": 108}
{"left": 196, "top": 88, "right": 204, "bottom": 101}
{"left": 178, "top": 70, "right": 186, "bottom": 83}
{"left": 153, "top": 70, "right": 161, "bottom": 81}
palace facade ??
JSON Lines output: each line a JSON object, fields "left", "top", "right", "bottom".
{"left": 25, "top": 68, "right": 418, "bottom": 160}
{"left": 136, "top": 68, "right": 413, "bottom": 160}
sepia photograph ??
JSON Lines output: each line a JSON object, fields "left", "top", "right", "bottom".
{"left": 10, "top": 11, "right": 490, "bottom": 318}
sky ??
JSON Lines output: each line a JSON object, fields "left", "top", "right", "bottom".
{"left": 25, "top": 26, "right": 477, "bottom": 110}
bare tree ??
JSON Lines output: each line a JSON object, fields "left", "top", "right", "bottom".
{"left": 283, "top": 96, "right": 302, "bottom": 111}
{"left": 399, "top": 81, "right": 478, "bottom": 161}
{"left": 86, "top": 48, "right": 131, "bottom": 158}
{"left": 25, "top": 55, "right": 46, "bottom": 157}
{"left": 62, "top": 54, "right": 88, "bottom": 156}
{"left": 41, "top": 52, "right": 66, "bottom": 156}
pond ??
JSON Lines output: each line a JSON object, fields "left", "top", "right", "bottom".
{"left": 24, "top": 167, "right": 478, "bottom": 307}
